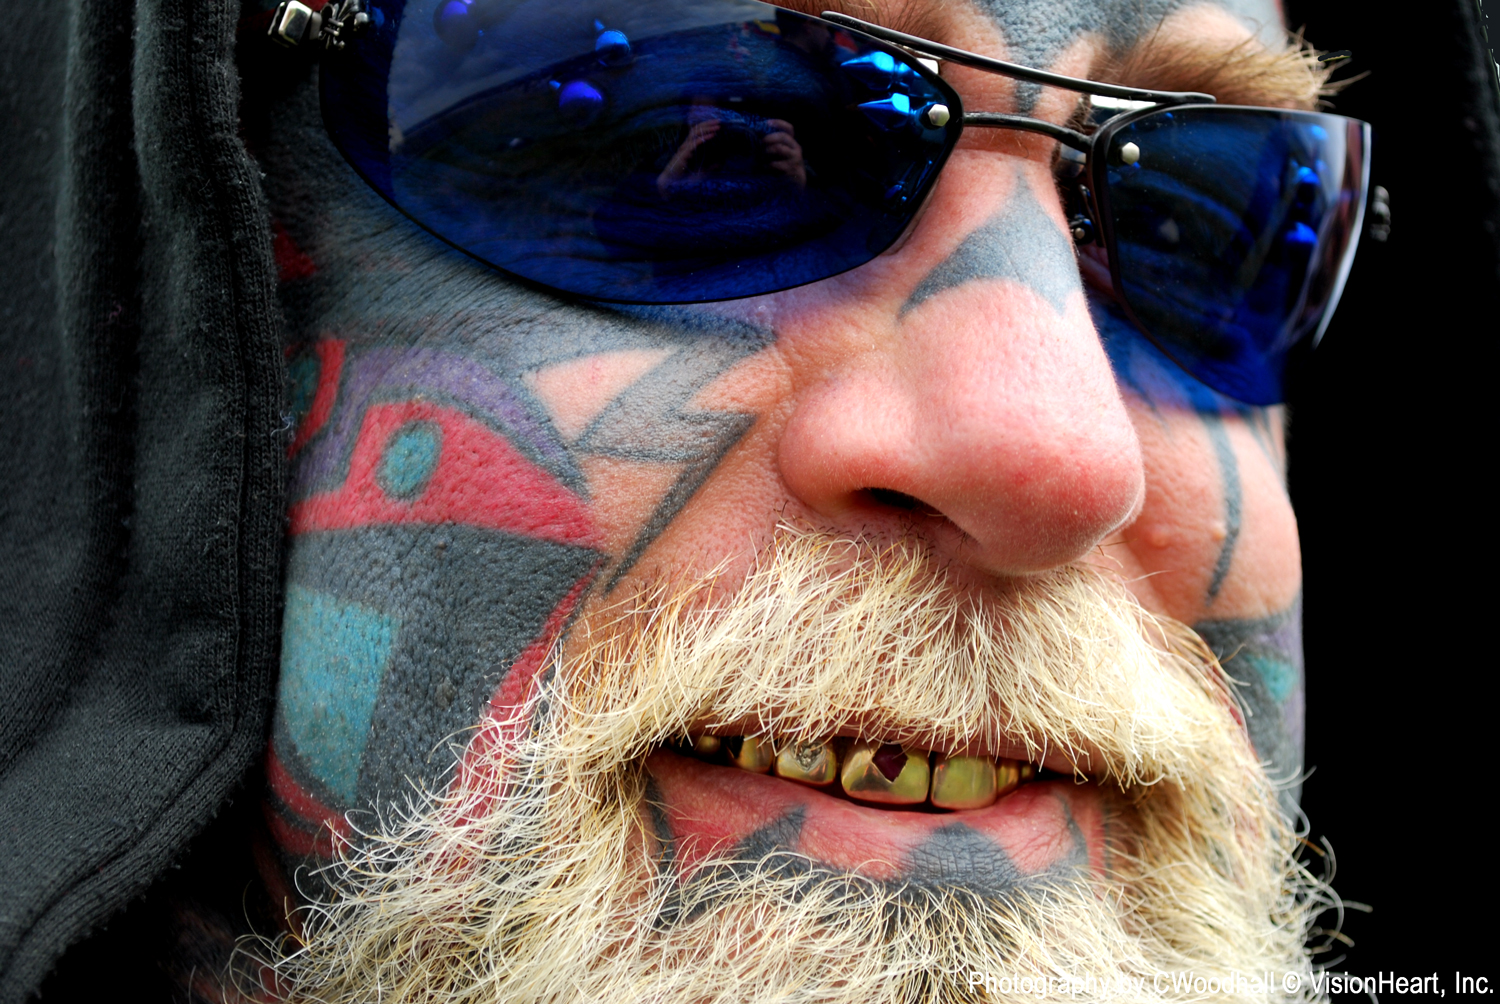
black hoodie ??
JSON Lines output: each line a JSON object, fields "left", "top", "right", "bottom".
{"left": 0, "top": 1, "right": 284, "bottom": 999}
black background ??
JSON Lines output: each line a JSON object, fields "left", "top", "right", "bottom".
{"left": 1284, "top": 0, "right": 1497, "bottom": 984}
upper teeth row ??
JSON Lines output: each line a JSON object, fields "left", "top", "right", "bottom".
{"left": 677, "top": 735, "right": 1037, "bottom": 811}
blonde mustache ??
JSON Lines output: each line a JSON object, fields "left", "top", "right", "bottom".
{"left": 249, "top": 527, "right": 1326, "bottom": 1004}
{"left": 546, "top": 527, "right": 1241, "bottom": 793}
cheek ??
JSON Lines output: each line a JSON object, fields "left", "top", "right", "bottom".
{"left": 566, "top": 346, "right": 797, "bottom": 600}
{"left": 1114, "top": 397, "right": 1300, "bottom": 622}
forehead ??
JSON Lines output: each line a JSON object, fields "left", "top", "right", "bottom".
{"left": 778, "top": 0, "right": 1286, "bottom": 64}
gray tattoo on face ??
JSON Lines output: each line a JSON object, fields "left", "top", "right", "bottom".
{"left": 904, "top": 172, "right": 1081, "bottom": 315}
{"left": 652, "top": 802, "right": 1088, "bottom": 929}
{"left": 255, "top": 67, "right": 775, "bottom": 854}
{"left": 965, "top": 0, "right": 1285, "bottom": 111}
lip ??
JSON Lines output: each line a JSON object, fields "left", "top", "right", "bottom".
{"left": 647, "top": 749, "right": 1106, "bottom": 886}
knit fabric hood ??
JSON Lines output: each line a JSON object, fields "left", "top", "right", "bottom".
{"left": 0, "top": 1, "right": 285, "bottom": 998}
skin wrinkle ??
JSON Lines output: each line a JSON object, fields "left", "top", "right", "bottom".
{"left": 902, "top": 172, "right": 1081, "bottom": 316}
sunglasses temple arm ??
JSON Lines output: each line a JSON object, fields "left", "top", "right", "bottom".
{"left": 820, "top": 12, "right": 1214, "bottom": 107}
{"left": 962, "top": 113, "right": 1092, "bottom": 152}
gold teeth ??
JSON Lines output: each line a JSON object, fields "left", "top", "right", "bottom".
{"left": 774, "top": 740, "right": 839, "bottom": 787}
{"left": 841, "top": 740, "right": 929, "bottom": 805}
{"left": 724, "top": 735, "right": 774, "bottom": 773}
{"left": 995, "top": 758, "right": 1028, "bottom": 797}
{"left": 930, "top": 753, "right": 998, "bottom": 811}
{"left": 678, "top": 735, "right": 1042, "bottom": 811}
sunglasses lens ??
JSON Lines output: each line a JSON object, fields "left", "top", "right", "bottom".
{"left": 322, "top": 0, "right": 960, "bottom": 302}
{"left": 1101, "top": 107, "right": 1370, "bottom": 404}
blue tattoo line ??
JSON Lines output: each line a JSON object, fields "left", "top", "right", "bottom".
{"left": 1201, "top": 413, "right": 1242, "bottom": 603}
{"left": 1194, "top": 596, "right": 1304, "bottom": 809}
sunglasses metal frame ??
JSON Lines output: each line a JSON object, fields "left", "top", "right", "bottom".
{"left": 819, "top": 10, "right": 1217, "bottom": 147}
{"left": 281, "top": 0, "right": 1370, "bottom": 403}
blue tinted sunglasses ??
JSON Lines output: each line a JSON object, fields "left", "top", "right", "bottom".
{"left": 272, "top": 0, "right": 1371, "bottom": 405}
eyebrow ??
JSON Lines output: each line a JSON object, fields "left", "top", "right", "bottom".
{"left": 1096, "top": 29, "right": 1332, "bottom": 111}
{"left": 768, "top": 0, "right": 1331, "bottom": 111}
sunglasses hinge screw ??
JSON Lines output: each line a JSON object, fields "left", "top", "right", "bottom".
{"left": 269, "top": 0, "right": 370, "bottom": 51}
{"left": 921, "top": 104, "right": 951, "bottom": 128}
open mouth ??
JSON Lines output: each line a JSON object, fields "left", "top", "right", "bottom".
{"left": 668, "top": 733, "right": 1058, "bottom": 812}
{"left": 645, "top": 740, "right": 1104, "bottom": 885}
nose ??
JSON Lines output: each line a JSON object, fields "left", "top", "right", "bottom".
{"left": 775, "top": 155, "right": 1144, "bottom": 575}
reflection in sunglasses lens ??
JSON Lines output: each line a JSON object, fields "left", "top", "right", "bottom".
{"left": 1105, "top": 108, "right": 1368, "bottom": 404}
{"left": 323, "top": 0, "right": 962, "bottom": 302}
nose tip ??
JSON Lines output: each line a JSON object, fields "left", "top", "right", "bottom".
{"left": 776, "top": 341, "right": 1144, "bottom": 573}
{"left": 773, "top": 157, "right": 1145, "bottom": 574}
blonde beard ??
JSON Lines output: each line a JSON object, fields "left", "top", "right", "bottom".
{"left": 251, "top": 528, "right": 1326, "bottom": 1003}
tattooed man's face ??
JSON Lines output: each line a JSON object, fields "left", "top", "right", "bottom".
{"left": 253, "top": 0, "right": 1320, "bottom": 999}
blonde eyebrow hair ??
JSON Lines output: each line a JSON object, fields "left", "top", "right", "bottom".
{"left": 1093, "top": 29, "right": 1348, "bottom": 111}
{"left": 767, "top": 0, "right": 1351, "bottom": 111}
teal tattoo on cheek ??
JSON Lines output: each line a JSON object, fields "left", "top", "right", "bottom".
{"left": 269, "top": 304, "right": 770, "bottom": 855}
{"left": 903, "top": 172, "right": 1080, "bottom": 315}
{"left": 1195, "top": 596, "right": 1305, "bottom": 810}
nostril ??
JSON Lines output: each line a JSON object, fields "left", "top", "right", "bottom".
{"left": 863, "top": 487, "right": 939, "bottom": 516}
